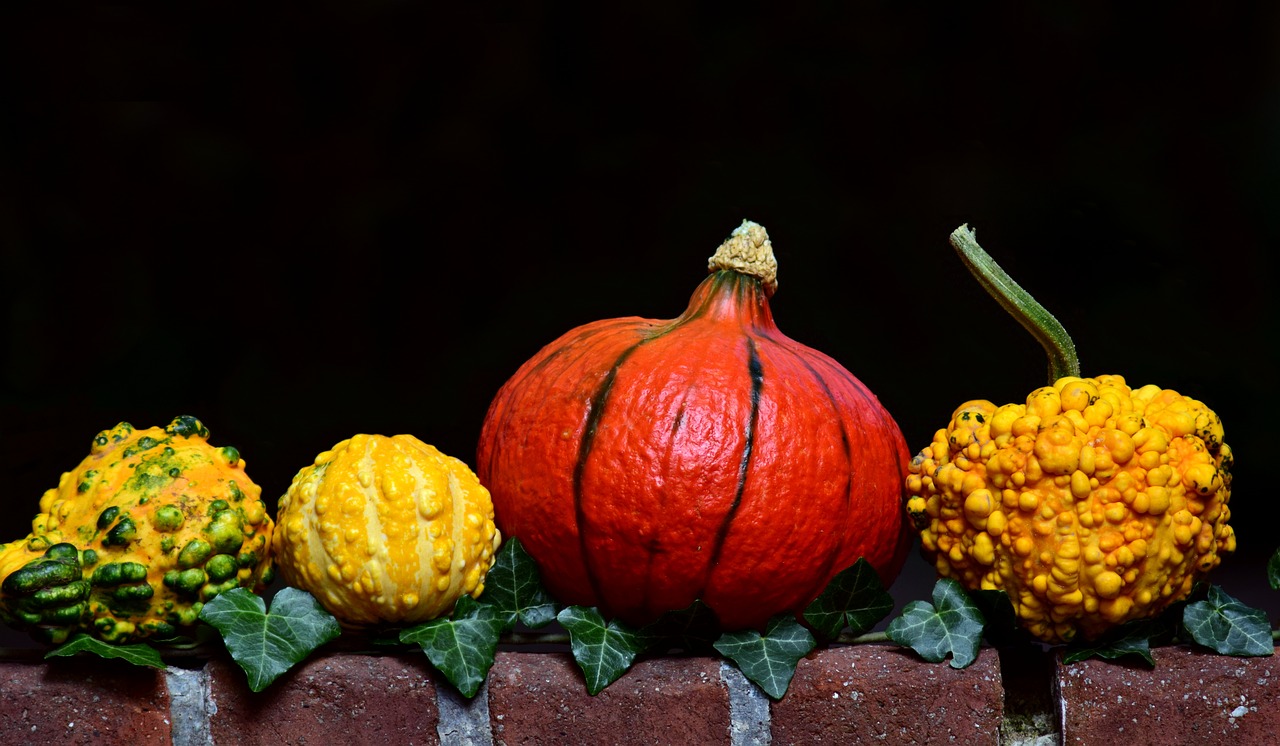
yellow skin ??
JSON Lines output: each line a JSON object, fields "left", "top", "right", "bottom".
{"left": 906, "top": 375, "right": 1235, "bottom": 643}
{"left": 275, "top": 433, "right": 502, "bottom": 628}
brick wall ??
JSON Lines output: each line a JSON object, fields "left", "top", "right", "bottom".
{"left": 2, "top": 642, "right": 1277, "bottom": 745}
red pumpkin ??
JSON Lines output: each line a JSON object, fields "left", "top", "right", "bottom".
{"left": 477, "top": 221, "right": 910, "bottom": 630}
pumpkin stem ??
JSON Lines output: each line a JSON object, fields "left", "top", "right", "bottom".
{"left": 709, "top": 220, "right": 779, "bottom": 296}
{"left": 950, "top": 224, "right": 1080, "bottom": 383}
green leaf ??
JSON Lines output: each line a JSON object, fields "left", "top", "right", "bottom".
{"left": 713, "top": 615, "right": 816, "bottom": 700}
{"left": 1182, "top": 585, "right": 1274, "bottom": 657}
{"left": 557, "top": 606, "right": 645, "bottom": 695}
{"left": 44, "top": 632, "right": 165, "bottom": 669}
{"left": 1147, "top": 599, "right": 1193, "bottom": 647}
{"left": 1065, "top": 593, "right": 1195, "bottom": 665}
{"left": 200, "top": 587, "right": 343, "bottom": 692}
{"left": 638, "top": 600, "right": 721, "bottom": 654}
{"left": 152, "top": 623, "right": 221, "bottom": 650}
{"left": 1063, "top": 622, "right": 1155, "bottom": 666}
{"left": 886, "top": 578, "right": 985, "bottom": 668}
{"left": 802, "top": 558, "right": 894, "bottom": 640}
{"left": 968, "top": 589, "right": 1022, "bottom": 647}
{"left": 400, "top": 596, "right": 505, "bottom": 698}
{"left": 475, "top": 537, "right": 558, "bottom": 630}
{"left": 1268, "top": 548, "right": 1280, "bottom": 591}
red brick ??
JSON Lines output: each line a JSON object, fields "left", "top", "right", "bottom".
{"left": 487, "top": 652, "right": 729, "bottom": 745}
{"left": 0, "top": 655, "right": 171, "bottom": 745}
{"left": 1058, "top": 644, "right": 1280, "bottom": 745}
{"left": 10, "top": 640, "right": 1280, "bottom": 744}
{"left": 770, "top": 644, "right": 1004, "bottom": 744}
{"left": 207, "top": 652, "right": 440, "bottom": 745}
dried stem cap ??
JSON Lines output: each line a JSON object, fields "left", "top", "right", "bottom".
{"left": 708, "top": 220, "right": 778, "bottom": 295}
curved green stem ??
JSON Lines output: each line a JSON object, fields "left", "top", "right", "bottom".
{"left": 950, "top": 225, "right": 1080, "bottom": 383}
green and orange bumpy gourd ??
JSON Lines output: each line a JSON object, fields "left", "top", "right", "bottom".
{"left": 0, "top": 416, "right": 275, "bottom": 644}
{"left": 905, "top": 227, "right": 1236, "bottom": 643}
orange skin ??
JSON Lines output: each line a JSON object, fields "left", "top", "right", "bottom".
{"left": 478, "top": 267, "right": 910, "bottom": 631}
{"left": 906, "top": 376, "right": 1236, "bottom": 643}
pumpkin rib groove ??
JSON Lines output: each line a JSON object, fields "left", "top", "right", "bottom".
{"left": 572, "top": 341, "right": 646, "bottom": 606}
{"left": 483, "top": 319, "right": 648, "bottom": 545}
{"left": 830, "top": 352, "right": 910, "bottom": 536}
{"left": 502, "top": 320, "right": 644, "bottom": 448}
{"left": 521, "top": 318, "right": 643, "bottom": 380}
{"left": 810, "top": 350, "right": 913, "bottom": 576}
{"left": 758, "top": 334, "right": 910, "bottom": 587}
{"left": 485, "top": 320, "right": 639, "bottom": 434}
{"left": 700, "top": 336, "right": 765, "bottom": 602}
{"left": 783, "top": 346, "right": 858, "bottom": 607}
{"left": 640, "top": 391, "right": 693, "bottom": 617}
{"left": 571, "top": 301, "right": 725, "bottom": 614}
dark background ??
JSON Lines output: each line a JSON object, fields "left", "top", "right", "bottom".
{"left": 2, "top": 3, "right": 1278, "bottom": 643}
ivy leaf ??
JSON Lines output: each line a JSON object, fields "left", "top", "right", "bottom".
{"left": 152, "top": 622, "right": 221, "bottom": 650}
{"left": 475, "top": 537, "right": 558, "bottom": 630}
{"left": 1268, "top": 548, "right": 1280, "bottom": 591}
{"left": 1063, "top": 594, "right": 1197, "bottom": 666}
{"left": 44, "top": 633, "right": 165, "bottom": 669}
{"left": 886, "top": 578, "right": 985, "bottom": 668}
{"left": 714, "top": 614, "right": 816, "bottom": 700}
{"left": 638, "top": 600, "right": 721, "bottom": 654}
{"left": 968, "top": 589, "right": 1022, "bottom": 648}
{"left": 1182, "top": 585, "right": 1274, "bottom": 657}
{"left": 400, "top": 596, "right": 506, "bottom": 698}
{"left": 1146, "top": 597, "right": 1193, "bottom": 647}
{"left": 802, "top": 558, "right": 894, "bottom": 640}
{"left": 1062, "top": 621, "right": 1156, "bottom": 666}
{"left": 557, "top": 605, "right": 645, "bottom": 695}
{"left": 200, "top": 587, "right": 343, "bottom": 692}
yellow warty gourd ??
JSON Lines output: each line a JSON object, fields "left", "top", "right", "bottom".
{"left": 274, "top": 434, "right": 501, "bottom": 628}
{"left": 906, "top": 376, "right": 1235, "bottom": 644}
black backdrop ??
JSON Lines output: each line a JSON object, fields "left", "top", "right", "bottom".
{"left": 3, "top": 3, "right": 1278, "bottom": 638}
